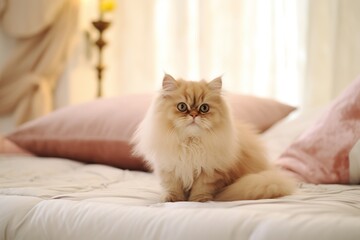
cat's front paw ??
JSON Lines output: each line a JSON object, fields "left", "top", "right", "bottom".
{"left": 162, "top": 192, "right": 186, "bottom": 202}
{"left": 188, "top": 193, "right": 213, "bottom": 202}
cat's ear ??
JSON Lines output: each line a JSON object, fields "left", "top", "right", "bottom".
{"left": 208, "top": 76, "right": 222, "bottom": 91}
{"left": 162, "top": 73, "right": 178, "bottom": 91}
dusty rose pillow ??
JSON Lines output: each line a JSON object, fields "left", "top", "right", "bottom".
{"left": 6, "top": 93, "right": 295, "bottom": 170}
{"left": 276, "top": 77, "right": 360, "bottom": 184}
{"left": 226, "top": 93, "right": 295, "bottom": 132}
{"left": 0, "top": 136, "right": 32, "bottom": 155}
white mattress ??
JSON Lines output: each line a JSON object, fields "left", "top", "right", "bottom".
{"left": 1, "top": 155, "right": 360, "bottom": 240}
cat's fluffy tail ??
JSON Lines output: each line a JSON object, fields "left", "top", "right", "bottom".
{"left": 215, "top": 170, "right": 296, "bottom": 201}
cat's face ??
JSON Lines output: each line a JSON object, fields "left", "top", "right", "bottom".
{"left": 155, "top": 74, "right": 229, "bottom": 136}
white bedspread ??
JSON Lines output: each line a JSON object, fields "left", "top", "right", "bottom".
{"left": 0, "top": 155, "right": 359, "bottom": 240}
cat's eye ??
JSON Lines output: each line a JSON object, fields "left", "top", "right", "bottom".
{"left": 199, "top": 103, "right": 210, "bottom": 113}
{"left": 177, "top": 102, "right": 188, "bottom": 112}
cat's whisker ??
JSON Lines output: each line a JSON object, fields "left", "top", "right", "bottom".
{"left": 167, "top": 126, "right": 177, "bottom": 137}
{"left": 199, "top": 119, "right": 214, "bottom": 133}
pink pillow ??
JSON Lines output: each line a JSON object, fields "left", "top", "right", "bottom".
{"left": 6, "top": 93, "right": 295, "bottom": 170}
{"left": 226, "top": 93, "right": 295, "bottom": 132}
{"left": 0, "top": 136, "right": 32, "bottom": 155}
{"left": 277, "top": 77, "right": 360, "bottom": 184}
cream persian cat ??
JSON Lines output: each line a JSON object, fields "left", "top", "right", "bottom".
{"left": 132, "top": 74, "right": 295, "bottom": 202}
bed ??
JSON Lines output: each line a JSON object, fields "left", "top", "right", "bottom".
{"left": 1, "top": 78, "right": 360, "bottom": 240}
{"left": 1, "top": 155, "right": 359, "bottom": 240}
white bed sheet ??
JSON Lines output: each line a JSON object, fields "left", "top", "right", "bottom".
{"left": 0, "top": 155, "right": 360, "bottom": 240}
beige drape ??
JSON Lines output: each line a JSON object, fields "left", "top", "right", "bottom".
{"left": 0, "top": 0, "right": 79, "bottom": 125}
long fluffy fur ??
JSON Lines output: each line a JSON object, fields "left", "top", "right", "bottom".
{"left": 132, "top": 74, "right": 295, "bottom": 202}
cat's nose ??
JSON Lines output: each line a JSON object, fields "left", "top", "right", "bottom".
{"left": 189, "top": 110, "right": 198, "bottom": 118}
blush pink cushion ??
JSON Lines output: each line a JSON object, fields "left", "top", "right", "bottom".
{"left": 0, "top": 136, "right": 32, "bottom": 155}
{"left": 6, "top": 93, "right": 295, "bottom": 171}
{"left": 227, "top": 93, "right": 296, "bottom": 132}
{"left": 277, "top": 77, "right": 360, "bottom": 184}
{"left": 7, "top": 94, "right": 152, "bottom": 171}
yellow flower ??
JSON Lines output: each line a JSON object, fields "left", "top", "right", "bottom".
{"left": 99, "top": 0, "right": 116, "bottom": 13}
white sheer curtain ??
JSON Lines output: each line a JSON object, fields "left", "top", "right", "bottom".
{"left": 305, "top": 0, "right": 360, "bottom": 108}
{"left": 73, "top": 0, "right": 360, "bottom": 108}
{"left": 154, "top": 0, "right": 307, "bottom": 107}
{"left": 102, "top": 0, "right": 306, "bottom": 107}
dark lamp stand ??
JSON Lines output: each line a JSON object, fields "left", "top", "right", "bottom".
{"left": 92, "top": 19, "right": 111, "bottom": 97}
